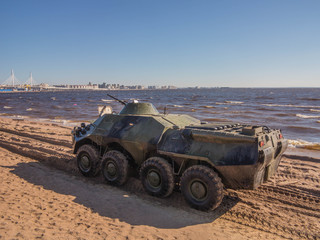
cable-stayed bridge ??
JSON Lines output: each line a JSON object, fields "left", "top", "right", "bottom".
{"left": 1, "top": 70, "right": 36, "bottom": 87}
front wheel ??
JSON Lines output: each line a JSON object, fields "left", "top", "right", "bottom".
{"left": 140, "top": 157, "right": 174, "bottom": 198}
{"left": 76, "top": 144, "right": 100, "bottom": 177}
{"left": 180, "top": 165, "right": 224, "bottom": 211}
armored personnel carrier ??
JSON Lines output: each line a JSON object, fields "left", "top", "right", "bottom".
{"left": 72, "top": 95, "right": 288, "bottom": 211}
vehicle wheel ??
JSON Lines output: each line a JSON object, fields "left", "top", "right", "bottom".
{"left": 101, "top": 150, "right": 129, "bottom": 186}
{"left": 180, "top": 165, "right": 223, "bottom": 211}
{"left": 140, "top": 157, "right": 174, "bottom": 198}
{"left": 76, "top": 144, "right": 100, "bottom": 177}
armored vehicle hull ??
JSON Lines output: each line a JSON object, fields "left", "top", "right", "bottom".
{"left": 72, "top": 101, "right": 288, "bottom": 210}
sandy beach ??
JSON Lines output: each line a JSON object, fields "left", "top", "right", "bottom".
{"left": 0, "top": 117, "right": 319, "bottom": 240}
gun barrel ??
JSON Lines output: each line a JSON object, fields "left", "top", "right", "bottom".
{"left": 107, "top": 94, "right": 127, "bottom": 105}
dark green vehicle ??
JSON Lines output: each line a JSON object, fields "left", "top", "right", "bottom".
{"left": 72, "top": 95, "right": 288, "bottom": 211}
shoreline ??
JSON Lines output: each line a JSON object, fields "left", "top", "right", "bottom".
{"left": 1, "top": 115, "right": 319, "bottom": 157}
{"left": 1, "top": 88, "right": 319, "bottom": 145}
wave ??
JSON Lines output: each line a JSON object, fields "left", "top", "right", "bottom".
{"left": 202, "top": 118, "right": 230, "bottom": 122}
{"left": 3, "top": 106, "right": 12, "bottom": 109}
{"left": 296, "top": 114, "right": 320, "bottom": 119}
{"left": 201, "top": 105, "right": 216, "bottom": 109}
{"left": 298, "top": 97, "right": 320, "bottom": 101}
{"left": 172, "top": 105, "right": 183, "bottom": 108}
{"left": 255, "top": 107, "right": 278, "bottom": 112}
{"left": 288, "top": 139, "right": 320, "bottom": 151}
{"left": 0, "top": 113, "right": 13, "bottom": 116}
{"left": 225, "top": 101, "right": 244, "bottom": 104}
{"left": 262, "top": 104, "right": 320, "bottom": 109}
{"left": 200, "top": 110, "right": 219, "bottom": 114}
{"left": 52, "top": 105, "right": 63, "bottom": 109}
{"left": 310, "top": 109, "right": 320, "bottom": 112}
{"left": 286, "top": 125, "right": 320, "bottom": 134}
{"left": 216, "top": 101, "right": 244, "bottom": 105}
{"left": 38, "top": 118, "right": 72, "bottom": 126}
{"left": 26, "top": 108, "right": 33, "bottom": 111}
{"left": 1, "top": 114, "right": 29, "bottom": 119}
{"left": 13, "top": 115, "right": 27, "bottom": 119}
{"left": 274, "top": 113, "right": 292, "bottom": 117}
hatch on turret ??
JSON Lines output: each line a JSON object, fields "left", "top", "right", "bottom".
{"left": 119, "top": 102, "right": 160, "bottom": 115}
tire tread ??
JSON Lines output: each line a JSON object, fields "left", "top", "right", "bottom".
{"left": 76, "top": 144, "right": 100, "bottom": 177}
{"left": 180, "top": 165, "right": 224, "bottom": 211}
{"left": 140, "top": 157, "right": 174, "bottom": 198}
{"left": 101, "top": 150, "right": 128, "bottom": 186}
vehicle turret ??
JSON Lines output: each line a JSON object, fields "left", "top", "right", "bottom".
{"left": 119, "top": 102, "right": 160, "bottom": 115}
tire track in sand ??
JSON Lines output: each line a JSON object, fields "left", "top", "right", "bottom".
{"left": 0, "top": 120, "right": 319, "bottom": 240}
{"left": 0, "top": 127, "right": 72, "bottom": 147}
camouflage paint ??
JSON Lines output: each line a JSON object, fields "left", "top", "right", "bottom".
{"left": 73, "top": 102, "right": 288, "bottom": 189}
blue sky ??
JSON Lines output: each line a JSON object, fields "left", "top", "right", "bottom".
{"left": 1, "top": 0, "right": 319, "bottom": 87}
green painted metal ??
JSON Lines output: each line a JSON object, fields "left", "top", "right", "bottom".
{"left": 73, "top": 101, "right": 288, "bottom": 190}
{"left": 120, "top": 102, "right": 159, "bottom": 115}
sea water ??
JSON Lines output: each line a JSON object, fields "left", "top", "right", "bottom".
{"left": 1, "top": 88, "right": 319, "bottom": 148}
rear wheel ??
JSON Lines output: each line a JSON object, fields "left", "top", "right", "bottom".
{"left": 140, "top": 157, "right": 174, "bottom": 198}
{"left": 180, "top": 165, "right": 223, "bottom": 211}
{"left": 101, "top": 150, "right": 129, "bottom": 186}
{"left": 76, "top": 144, "right": 100, "bottom": 177}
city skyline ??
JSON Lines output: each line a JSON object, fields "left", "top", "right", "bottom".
{"left": 0, "top": 68, "right": 178, "bottom": 90}
{"left": 1, "top": 1, "right": 319, "bottom": 88}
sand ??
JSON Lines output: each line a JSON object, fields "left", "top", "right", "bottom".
{"left": 0, "top": 117, "right": 319, "bottom": 240}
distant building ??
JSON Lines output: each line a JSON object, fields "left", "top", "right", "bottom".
{"left": 39, "top": 83, "right": 49, "bottom": 88}
{"left": 53, "top": 84, "right": 98, "bottom": 89}
{"left": 148, "top": 85, "right": 161, "bottom": 89}
{"left": 168, "top": 86, "right": 177, "bottom": 89}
